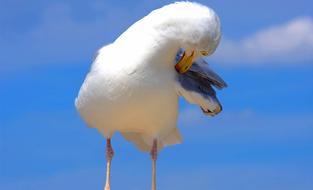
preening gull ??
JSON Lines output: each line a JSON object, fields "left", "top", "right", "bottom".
{"left": 75, "top": 2, "right": 227, "bottom": 190}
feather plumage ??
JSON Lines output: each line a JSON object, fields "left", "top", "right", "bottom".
{"left": 75, "top": 2, "right": 225, "bottom": 151}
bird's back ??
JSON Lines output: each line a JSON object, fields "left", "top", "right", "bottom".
{"left": 75, "top": 43, "right": 180, "bottom": 149}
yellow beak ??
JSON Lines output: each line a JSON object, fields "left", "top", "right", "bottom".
{"left": 175, "top": 51, "right": 195, "bottom": 74}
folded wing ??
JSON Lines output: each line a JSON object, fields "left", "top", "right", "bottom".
{"left": 187, "top": 58, "right": 227, "bottom": 89}
{"left": 175, "top": 58, "right": 227, "bottom": 116}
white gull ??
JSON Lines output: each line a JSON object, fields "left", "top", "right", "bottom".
{"left": 75, "top": 2, "right": 227, "bottom": 190}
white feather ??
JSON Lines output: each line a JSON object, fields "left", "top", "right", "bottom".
{"left": 75, "top": 2, "right": 221, "bottom": 151}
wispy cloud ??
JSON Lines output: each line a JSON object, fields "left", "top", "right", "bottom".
{"left": 1, "top": 2, "right": 313, "bottom": 75}
{"left": 212, "top": 17, "right": 313, "bottom": 64}
{"left": 178, "top": 106, "right": 313, "bottom": 144}
{"left": 0, "top": 2, "right": 130, "bottom": 74}
{"left": 0, "top": 1, "right": 171, "bottom": 75}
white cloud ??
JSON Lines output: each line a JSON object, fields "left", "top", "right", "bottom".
{"left": 1, "top": 2, "right": 312, "bottom": 75}
{"left": 0, "top": 1, "right": 172, "bottom": 75}
{"left": 0, "top": 2, "right": 131, "bottom": 74}
{"left": 178, "top": 106, "right": 313, "bottom": 143}
{"left": 212, "top": 17, "right": 313, "bottom": 64}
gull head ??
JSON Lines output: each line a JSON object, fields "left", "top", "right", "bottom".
{"left": 149, "top": 2, "right": 221, "bottom": 73}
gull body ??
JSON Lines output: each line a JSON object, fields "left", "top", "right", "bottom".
{"left": 76, "top": 2, "right": 222, "bottom": 150}
{"left": 76, "top": 40, "right": 180, "bottom": 150}
{"left": 75, "top": 2, "right": 226, "bottom": 190}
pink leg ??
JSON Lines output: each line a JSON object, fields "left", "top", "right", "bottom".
{"left": 150, "top": 139, "right": 158, "bottom": 190}
{"left": 104, "top": 138, "right": 114, "bottom": 190}
{"left": 106, "top": 138, "right": 114, "bottom": 160}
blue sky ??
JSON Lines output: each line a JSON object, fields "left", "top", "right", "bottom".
{"left": 1, "top": 0, "right": 313, "bottom": 189}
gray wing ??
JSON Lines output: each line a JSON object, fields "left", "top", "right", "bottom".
{"left": 175, "top": 58, "right": 227, "bottom": 116}
{"left": 187, "top": 58, "right": 227, "bottom": 89}
{"left": 178, "top": 71, "right": 217, "bottom": 97}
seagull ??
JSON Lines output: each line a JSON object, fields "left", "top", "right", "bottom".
{"left": 75, "top": 2, "right": 227, "bottom": 190}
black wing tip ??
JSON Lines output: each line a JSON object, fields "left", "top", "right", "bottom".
{"left": 218, "top": 80, "right": 228, "bottom": 89}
